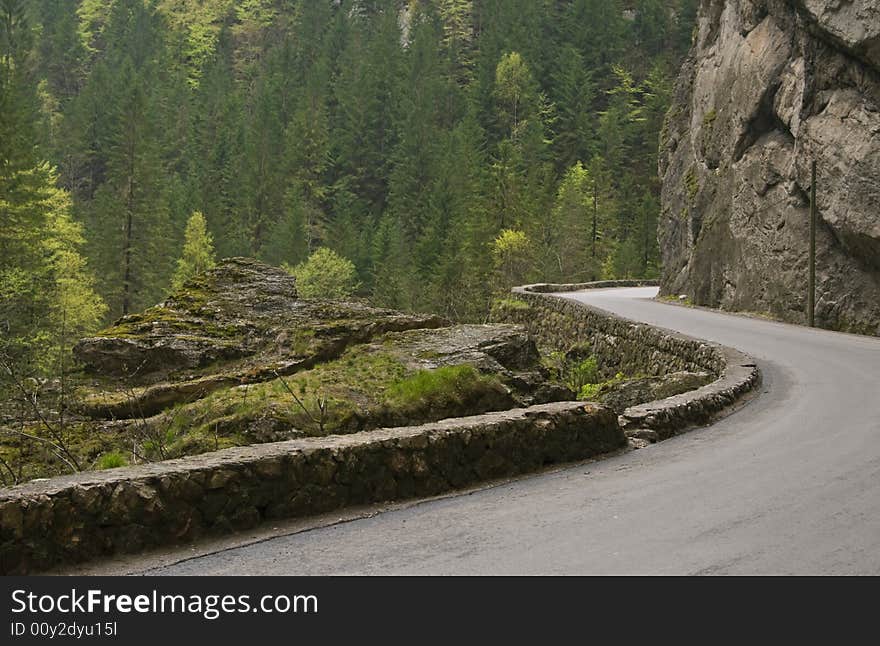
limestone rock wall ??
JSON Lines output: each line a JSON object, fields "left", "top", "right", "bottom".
{"left": 659, "top": 0, "right": 880, "bottom": 335}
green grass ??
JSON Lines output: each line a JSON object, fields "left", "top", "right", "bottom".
{"left": 96, "top": 451, "right": 128, "bottom": 469}
{"left": 146, "top": 349, "right": 511, "bottom": 443}
{"left": 490, "top": 298, "right": 532, "bottom": 322}
{"left": 100, "top": 305, "right": 241, "bottom": 340}
{"left": 492, "top": 297, "right": 531, "bottom": 311}
{"left": 385, "top": 365, "right": 489, "bottom": 407}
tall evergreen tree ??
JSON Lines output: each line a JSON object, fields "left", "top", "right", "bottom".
{"left": 1, "top": 0, "right": 104, "bottom": 374}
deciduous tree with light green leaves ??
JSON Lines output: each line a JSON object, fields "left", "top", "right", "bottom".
{"left": 172, "top": 211, "right": 217, "bottom": 290}
{"left": 491, "top": 229, "right": 532, "bottom": 292}
{"left": 287, "top": 248, "right": 359, "bottom": 300}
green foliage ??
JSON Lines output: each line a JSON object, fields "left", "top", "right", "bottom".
{"left": 1, "top": 4, "right": 106, "bottom": 377}
{"left": 494, "top": 52, "right": 538, "bottom": 139}
{"left": 566, "top": 356, "right": 601, "bottom": 392}
{"left": 490, "top": 297, "right": 531, "bottom": 317}
{"left": 538, "top": 161, "right": 599, "bottom": 281}
{"left": 172, "top": 211, "right": 217, "bottom": 291}
{"left": 578, "top": 372, "right": 626, "bottom": 401}
{"left": 287, "top": 248, "right": 360, "bottom": 300}
{"left": 491, "top": 229, "right": 532, "bottom": 290}
{"left": 543, "top": 349, "right": 603, "bottom": 393}
{"left": 96, "top": 451, "right": 128, "bottom": 469}
{"left": 2, "top": 0, "right": 696, "bottom": 356}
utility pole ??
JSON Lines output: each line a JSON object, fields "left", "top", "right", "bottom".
{"left": 592, "top": 182, "right": 598, "bottom": 258}
{"left": 808, "top": 160, "right": 817, "bottom": 328}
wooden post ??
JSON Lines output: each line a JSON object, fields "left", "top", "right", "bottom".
{"left": 808, "top": 160, "right": 817, "bottom": 328}
{"left": 592, "top": 182, "right": 598, "bottom": 258}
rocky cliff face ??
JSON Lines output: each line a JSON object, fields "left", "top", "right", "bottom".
{"left": 659, "top": 0, "right": 880, "bottom": 334}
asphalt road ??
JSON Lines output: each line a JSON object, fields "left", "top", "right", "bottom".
{"left": 143, "top": 288, "right": 880, "bottom": 575}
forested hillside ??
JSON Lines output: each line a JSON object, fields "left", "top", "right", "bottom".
{"left": 1, "top": 0, "right": 696, "bottom": 377}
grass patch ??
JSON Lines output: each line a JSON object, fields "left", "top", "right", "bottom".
{"left": 578, "top": 373, "right": 626, "bottom": 401}
{"left": 565, "top": 356, "right": 600, "bottom": 392}
{"left": 99, "top": 306, "right": 241, "bottom": 340}
{"left": 492, "top": 297, "right": 531, "bottom": 312}
{"left": 386, "top": 365, "right": 489, "bottom": 407}
{"left": 96, "top": 451, "right": 128, "bottom": 469}
{"left": 490, "top": 297, "right": 532, "bottom": 322}
{"left": 383, "top": 365, "right": 512, "bottom": 421}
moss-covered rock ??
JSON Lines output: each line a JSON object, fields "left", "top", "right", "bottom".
{"left": 38, "top": 259, "right": 576, "bottom": 480}
{"left": 73, "top": 258, "right": 447, "bottom": 381}
{"left": 583, "top": 371, "right": 714, "bottom": 413}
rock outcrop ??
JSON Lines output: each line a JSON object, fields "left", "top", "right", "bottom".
{"left": 67, "top": 259, "right": 567, "bottom": 457}
{"left": 74, "top": 258, "right": 447, "bottom": 380}
{"left": 591, "top": 371, "right": 715, "bottom": 413}
{"left": 659, "top": 0, "right": 880, "bottom": 334}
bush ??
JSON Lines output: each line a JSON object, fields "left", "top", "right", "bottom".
{"left": 566, "top": 356, "right": 600, "bottom": 392}
{"left": 286, "top": 248, "right": 359, "bottom": 299}
{"left": 491, "top": 229, "right": 533, "bottom": 290}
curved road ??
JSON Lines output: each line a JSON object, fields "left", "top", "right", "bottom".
{"left": 144, "top": 288, "right": 880, "bottom": 575}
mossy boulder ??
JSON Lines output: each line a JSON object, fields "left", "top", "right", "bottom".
{"left": 73, "top": 258, "right": 446, "bottom": 381}
{"left": 70, "top": 259, "right": 566, "bottom": 450}
{"left": 587, "top": 371, "right": 714, "bottom": 413}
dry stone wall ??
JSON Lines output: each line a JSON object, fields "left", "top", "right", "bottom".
{"left": 501, "top": 285, "right": 726, "bottom": 377}
{"left": 0, "top": 402, "right": 622, "bottom": 574}
{"left": 498, "top": 284, "right": 762, "bottom": 441}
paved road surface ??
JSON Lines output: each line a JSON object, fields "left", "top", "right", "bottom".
{"left": 143, "top": 288, "right": 880, "bottom": 575}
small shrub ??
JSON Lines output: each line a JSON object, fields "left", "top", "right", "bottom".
{"left": 578, "top": 372, "right": 626, "bottom": 401}
{"left": 578, "top": 383, "right": 604, "bottom": 400}
{"left": 566, "top": 356, "right": 600, "bottom": 391}
{"left": 285, "top": 248, "right": 360, "bottom": 299}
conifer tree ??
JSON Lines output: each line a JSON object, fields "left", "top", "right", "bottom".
{"left": 2, "top": 0, "right": 697, "bottom": 334}
{"left": 172, "top": 211, "right": 216, "bottom": 290}
{"left": 1, "top": 0, "right": 104, "bottom": 374}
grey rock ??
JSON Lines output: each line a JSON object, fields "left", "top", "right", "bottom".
{"left": 597, "top": 371, "right": 714, "bottom": 413}
{"left": 625, "top": 428, "right": 660, "bottom": 443}
{"left": 74, "top": 258, "right": 448, "bottom": 380}
{"left": 659, "top": 0, "right": 880, "bottom": 335}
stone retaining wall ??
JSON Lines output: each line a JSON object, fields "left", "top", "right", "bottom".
{"left": 0, "top": 402, "right": 622, "bottom": 574}
{"left": 521, "top": 279, "right": 660, "bottom": 294}
{"left": 497, "top": 283, "right": 762, "bottom": 440}
{"left": 619, "top": 346, "right": 760, "bottom": 440}
{"left": 498, "top": 285, "right": 726, "bottom": 377}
